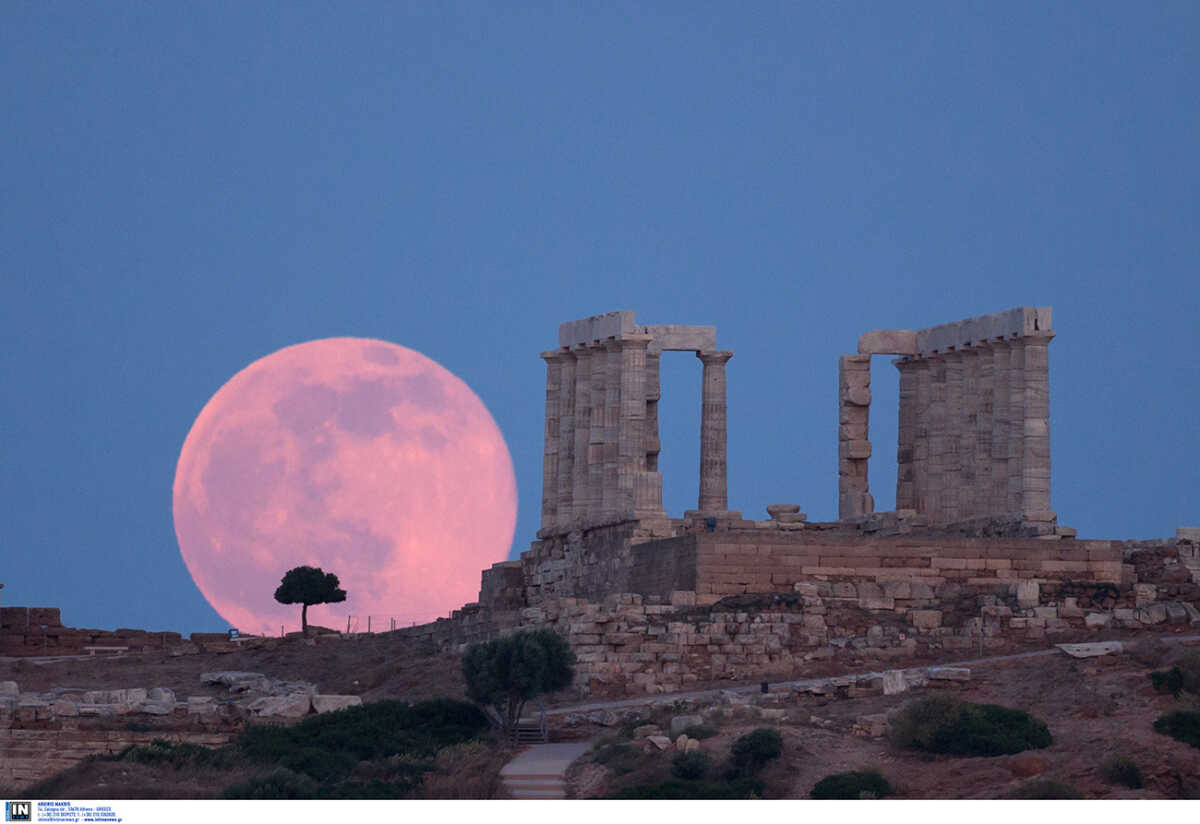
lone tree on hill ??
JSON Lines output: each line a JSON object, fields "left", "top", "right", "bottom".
{"left": 273, "top": 566, "right": 347, "bottom": 633}
{"left": 462, "top": 629, "right": 575, "bottom": 741}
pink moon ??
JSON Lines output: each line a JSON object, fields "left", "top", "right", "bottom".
{"left": 172, "top": 338, "right": 518, "bottom": 635}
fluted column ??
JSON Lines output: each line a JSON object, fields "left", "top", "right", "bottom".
{"left": 927, "top": 355, "right": 948, "bottom": 523}
{"left": 1021, "top": 331, "right": 1055, "bottom": 520}
{"left": 973, "top": 342, "right": 994, "bottom": 520}
{"left": 697, "top": 350, "right": 733, "bottom": 512}
{"left": 555, "top": 350, "right": 577, "bottom": 531}
{"left": 588, "top": 342, "right": 607, "bottom": 522}
{"left": 912, "top": 357, "right": 932, "bottom": 516}
{"left": 600, "top": 339, "right": 622, "bottom": 521}
{"left": 990, "top": 339, "right": 1011, "bottom": 517}
{"left": 838, "top": 354, "right": 872, "bottom": 519}
{"left": 571, "top": 344, "right": 592, "bottom": 524}
{"left": 895, "top": 358, "right": 917, "bottom": 511}
{"left": 638, "top": 351, "right": 665, "bottom": 516}
{"left": 616, "top": 336, "right": 652, "bottom": 519}
{"left": 1007, "top": 338, "right": 1026, "bottom": 515}
{"left": 538, "top": 351, "right": 564, "bottom": 533}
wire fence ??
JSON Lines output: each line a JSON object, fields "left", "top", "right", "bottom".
{"left": 271, "top": 614, "right": 435, "bottom": 637}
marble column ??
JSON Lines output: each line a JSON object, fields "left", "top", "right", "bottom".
{"left": 555, "top": 350, "right": 577, "bottom": 531}
{"left": 538, "top": 351, "right": 564, "bottom": 533}
{"left": 990, "top": 339, "right": 1011, "bottom": 517}
{"left": 601, "top": 339, "right": 622, "bottom": 521}
{"left": 927, "top": 355, "right": 948, "bottom": 523}
{"left": 617, "top": 335, "right": 652, "bottom": 519}
{"left": 837, "top": 353, "right": 872, "bottom": 519}
{"left": 942, "top": 349, "right": 965, "bottom": 523}
{"left": 959, "top": 348, "right": 979, "bottom": 519}
{"left": 571, "top": 344, "right": 592, "bottom": 524}
{"left": 1007, "top": 338, "right": 1027, "bottom": 515}
{"left": 1021, "top": 331, "right": 1055, "bottom": 520}
{"left": 588, "top": 342, "right": 607, "bottom": 522}
{"left": 638, "top": 351, "right": 665, "bottom": 517}
{"left": 697, "top": 350, "right": 733, "bottom": 512}
{"left": 894, "top": 358, "right": 918, "bottom": 512}
{"left": 912, "top": 357, "right": 932, "bottom": 517}
{"left": 973, "top": 342, "right": 994, "bottom": 519}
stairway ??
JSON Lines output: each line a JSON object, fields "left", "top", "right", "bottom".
{"left": 511, "top": 717, "right": 548, "bottom": 745}
{"left": 499, "top": 741, "right": 593, "bottom": 800}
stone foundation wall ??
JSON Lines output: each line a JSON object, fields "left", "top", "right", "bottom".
{"left": 0, "top": 608, "right": 183, "bottom": 657}
{"left": 685, "top": 534, "right": 1131, "bottom": 605}
{"left": 0, "top": 726, "right": 233, "bottom": 790}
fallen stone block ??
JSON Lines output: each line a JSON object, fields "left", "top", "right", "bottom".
{"left": 245, "top": 693, "right": 312, "bottom": 718}
{"left": 633, "top": 724, "right": 661, "bottom": 739}
{"left": 882, "top": 670, "right": 907, "bottom": 696}
{"left": 201, "top": 671, "right": 270, "bottom": 693}
{"left": 1084, "top": 612, "right": 1112, "bottom": 629}
{"left": 669, "top": 714, "right": 704, "bottom": 737}
{"left": 684, "top": 738, "right": 700, "bottom": 752}
{"left": 926, "top": 667, "right": 971, "bottom": 681}
{"left": 187, "top": 697, "right": 217, "bottom": 715}
{"left": 758, "top": 708, "right": 787, "bottom": 721}
{"left": 53, "top": 698, "right": 79, "bottom": 717}
{"left": 647, "top": 735, "right": 672, "bottom": 750}
{"left": 0, "top": 681, "right": 18, "bottom": 696}
{"left": 136, "top": 701, "right": 174, "bottom": 716}
{"left": 312, "top": 695, "right": 362, "bottom": 714}
{"left": 147, "top": 687, "right": 176, "bottom": 704}
{"left": 1057, "top": 641, "right": 1123, "bottom": 658}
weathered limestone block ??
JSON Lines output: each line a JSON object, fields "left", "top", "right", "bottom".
{"left": 0, "top": 682, "right": 18, "bottom": 696}
{"left": 1016, "top": 581, "right": 1039, "bottom": 609}
{"left": 147, "top": 687, "right": 176, "bottom": 704}
{"left": 926, "top": 667, "right": 971, "bottom": 681}
{"left": 670, "top": 714, "right": 704, "bottom": 737}
{"left": 1137, "top": 604, "right": 1168, "bottom": 625}
{"left": 882, "top": 670, "right": 907, "bottom": 695}
{"left": 312, "top": 695, "right": 363, "bottom": 714}
{"left": 245, "top": 693, "right": 312, "bottom": 718}
{"left": 201, "top": 671, "right": 270, "bottom": 693}
{"left": 908, "top": 610, "right": 942, "bottom": 629}
{"left": 858, "top": 329, "right": 918, "bottom": 356}
{"left": 53, "top": 698, "right": 79, "bottom": 716}
{"left": 1134, "top": 583, "right": 1157, "bottom": 607}
{"left": 1083, "top": 612, "right": 1112, "bottom": 629}
{"left": 647, "top": 735, "right": 672, "bottom": 750}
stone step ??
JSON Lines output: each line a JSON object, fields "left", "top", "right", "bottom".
{"left": 508, "top": 786, "right": 567, "bottom": 800}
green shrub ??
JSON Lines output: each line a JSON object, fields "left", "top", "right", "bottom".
{"left": 1099, "top": 755, "right": 1142, "bottom": 789}
{"left": 1004, "top": 779, "right": 1084, "bottom": 800}
{"left": 729, "top": 728, "right": 783, "bottom": 775}
{"left": 682, "top": 724, "right": 718, "bottom": 740}
{"left": 1154, "top": 711, "right": 1200, "bottom": 749}
{"left": 1151, "top": 668, "right": 1185, "bottom": 698}
{"left": 888, "top": 696, "right": 1051, "bottom": 757}
{"left": 603, "top": 778, "right": 764, "bottom": 799}
{"left": 222, "top": 767, "right": 319, "bottom": 799}
{"left": 123, "top": 739, "right": 235, "bottom": 770}
{"left": 671, "top": 751, "right": 710, "bottom": 781}
{"left": 810, "top": 770, "right": 892, "bottom": 799}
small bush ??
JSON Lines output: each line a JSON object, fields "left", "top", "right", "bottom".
{"left": 1004, "top": 779, "right": 1084, "bottom": 800}
{"left": 1099, "top": 755, "right": 1142, "bottom": 789}
{"left": 811, "top": 770, "right": 892, "bottom": 799}
{"left": 222, "top": 767, "right": 319, "bottom": 799}
{"left": 729, "top": 728, "right": 783, "bottom": 775}
{"left": 682, "top": 724, "right": 719, "bottom": 740}
{"left": 603, "top": 778, "right": 764, "bottom": 799}
{"left": 1154, "top": 711, "right": 1200, "bottom": 749}
{"left": 1151, "top": 668, "right": 1185, "bottom": 698}
{"left": 123, "top": 739, "right": 236, "bottom": 770}
{"left": 889, "top": 696, "right": 1051, "bottom": 757}
{"left": 671, "top": 751, "right": 710, "bottom": 781}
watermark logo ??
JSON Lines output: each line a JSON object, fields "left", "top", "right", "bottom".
{"left": 4, "top": 802, "right": 31, "bottom": 822}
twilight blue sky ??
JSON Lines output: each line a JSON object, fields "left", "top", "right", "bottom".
{"left": 2, "top": 3, "right": 1197, "bottom": 633}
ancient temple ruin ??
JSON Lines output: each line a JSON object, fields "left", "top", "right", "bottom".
{"left": 537, "top": 311, "right": 735, "bottom": 539}
{"left": 841, "top": 307, "right": 1056, "bottom": 528}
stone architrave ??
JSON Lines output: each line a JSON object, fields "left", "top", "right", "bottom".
{"left": 697, "top": 350, "right": 733, "bottom": 512}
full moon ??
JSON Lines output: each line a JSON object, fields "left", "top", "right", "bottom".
{"left": 172, "top": 338, "right": 518, "bottom": 635}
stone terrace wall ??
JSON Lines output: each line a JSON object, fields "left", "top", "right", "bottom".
{"left": 0, "top": 727, "right": 233, "bottom": 790}
{"left": 516, "top": 539, "right": 1199, "bottom": 697}
{"left": 683, "top": 534, "right": 1128, "bottom": 605}
{"left": 0, "top": 608, "right": 183, "bottom": 658}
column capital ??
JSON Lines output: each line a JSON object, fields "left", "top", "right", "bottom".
{"left": 540, "top": 348, "right": 570, "bottom": 362}
{"left": 697, "top": 349, "right": 733, "bottom": 365}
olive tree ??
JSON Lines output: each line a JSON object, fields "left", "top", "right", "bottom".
{"left": 462, "top": 629, "right": 575, "bottom": 740}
